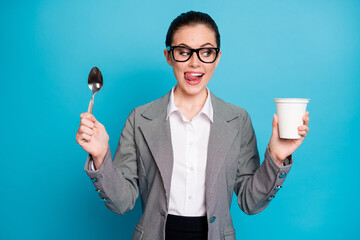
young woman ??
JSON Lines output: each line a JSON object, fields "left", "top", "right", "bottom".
{"left": 76, "top": 11, "right": 310, "bottom": 240}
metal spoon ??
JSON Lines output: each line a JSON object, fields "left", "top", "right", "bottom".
{"left": 87, "top": 66, "right": 103, "bottom": 114}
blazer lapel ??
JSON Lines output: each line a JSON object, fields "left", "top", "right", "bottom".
{"left": 138, "top": 92, "right": 174, "bottom": 204}
{"left": 205, "top": 94, "right": 239, "bottom": 204}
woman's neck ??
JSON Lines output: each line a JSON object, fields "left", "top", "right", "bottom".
{"left": 173, "top": 86, "right": 208, "bottom": 121}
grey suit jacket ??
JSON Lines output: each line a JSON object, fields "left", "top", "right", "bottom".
{"left": 84, "top": 91, "right": 292, "bottom": 240}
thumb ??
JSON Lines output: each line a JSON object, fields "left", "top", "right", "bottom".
{"left": 272, "top": 114, "right": 279, "bottom": 137}
{"left": 272, "top": 114, "right": 278, "bottom": 128}
{"left": 91, "top": 115, "right": 102, "bottom": 128}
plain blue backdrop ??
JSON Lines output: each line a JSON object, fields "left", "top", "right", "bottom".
{"left": 1, "top": 0, "right": 359, "bottom": 239}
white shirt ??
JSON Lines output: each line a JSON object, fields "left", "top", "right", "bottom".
{"left": 167, "top": 86, "right": 213, "bottom": 216}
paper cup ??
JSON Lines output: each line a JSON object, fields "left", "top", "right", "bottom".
{"left": 274, "top": 98, "right": 310, "bottom": 139}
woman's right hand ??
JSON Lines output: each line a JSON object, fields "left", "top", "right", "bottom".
{"left": 75, "top": 113, "right": 109, "bottom": 169}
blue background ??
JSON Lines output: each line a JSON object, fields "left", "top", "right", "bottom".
{"left": 1, "top": 0, "right": 359, "bottom": 239}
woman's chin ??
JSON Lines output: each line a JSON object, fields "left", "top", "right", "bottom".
{"left": 178, "top": 84, "right": 207, "bottom": 97}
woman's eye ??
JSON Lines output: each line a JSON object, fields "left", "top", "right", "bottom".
{"left": 180, "top": 51, "right": 190, "bottom": 56}
{"left": 202, "top": 50, "right": 213, "bottom": 57}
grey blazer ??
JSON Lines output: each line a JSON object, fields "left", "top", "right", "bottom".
{"left": 84, "top": 91, "right": 292, "bottom": 240}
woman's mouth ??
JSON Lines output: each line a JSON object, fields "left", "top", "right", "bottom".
{"left": 184, "top": 72, "right": 204, "bottom": 85}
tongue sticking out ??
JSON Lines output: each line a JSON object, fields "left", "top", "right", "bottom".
{"left": 184, "top": 72, "right": 203, "bottom": 85}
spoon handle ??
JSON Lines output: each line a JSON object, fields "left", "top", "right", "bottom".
{"left": 87, "top": 94, "right": 94, "bottom": 114}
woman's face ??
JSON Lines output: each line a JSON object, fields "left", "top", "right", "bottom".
{"left": 164, "top": 24, "right": 221, "bottom": 97}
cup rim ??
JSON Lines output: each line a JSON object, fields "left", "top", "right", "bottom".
{"left": 274, "top": 98, "right": 310, "bottom": 103}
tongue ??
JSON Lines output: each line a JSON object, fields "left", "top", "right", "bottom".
{"left": 185, "top": 72, "right": 201, "bottom": 81}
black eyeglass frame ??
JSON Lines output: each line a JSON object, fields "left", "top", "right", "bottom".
{"left": 166, "top": 46, "right": 220, "bottom": 63}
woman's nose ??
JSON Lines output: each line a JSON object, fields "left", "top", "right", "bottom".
{"left": 189, "top": 52, "right": 201, "bottom": 67}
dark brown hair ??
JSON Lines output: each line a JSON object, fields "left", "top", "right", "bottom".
{"left": 165, "top": 11, "right": 220, "bottom": 48}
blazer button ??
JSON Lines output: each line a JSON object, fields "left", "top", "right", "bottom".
{"left": 95, "top": 189, "right": 103, "bottom": 194}
{"left": 210, "top": 217, "right": 216, "bottom": 223}
{"left": 279, "top": 173, "right": 287, "bottom": 178}
{"left": 267, "top": 195, "right": 275, "bottom": 201}
{"left": 274, "top": 185, "right": 282, "bottom": 190}
{"left": 91, "top": 178, "right": 98, "bottom": 182}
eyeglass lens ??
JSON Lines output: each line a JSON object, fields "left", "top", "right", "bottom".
{"left": 172, "top": 47, "right": 217, "bottom": 63}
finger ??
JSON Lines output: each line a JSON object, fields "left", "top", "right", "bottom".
{"left": 303, "top": 111, "right": 310, "bottom": 125}
{"left": 80, "top": 132, "right": 91, "bottom": 142}
{"left": 80, "top": 112, "right": 91, "bottom": 119}
{"left": 298, "top": 125, "right": 309, "bottom": 132}
{"left": 298, "top": 130, "right": 307, "bottom": 138}
{"left": 81, "top": 118, "right": 95, "bottom": 129}
{"left": 80, "top": 113, "right": 95, "bottom": 122}
{"left": 81, "top": 113, "right": 103, "bottom": 130}
{"left": 303, "top": 116, "right": 310, "bottom": 126}
{"left": 79, "top": 125, "right": 94, "bottom": 136}
{"left": 76, "top": 132, "right": 89, "bottom": 144}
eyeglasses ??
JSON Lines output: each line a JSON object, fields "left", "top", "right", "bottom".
{"left": 167, "top": 46, "right": 220, "bottom": 63}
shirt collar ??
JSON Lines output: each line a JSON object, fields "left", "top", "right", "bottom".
{"left": 166, "top": 86, "right": 214, "bottom": 122}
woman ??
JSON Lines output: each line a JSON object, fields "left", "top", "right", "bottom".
{"left": 76, "top": 11, "right": 310, "bottom": 240}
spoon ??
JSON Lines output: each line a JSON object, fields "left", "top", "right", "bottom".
{"left": 87, "top": 66, "right": 103, "bottom": 114}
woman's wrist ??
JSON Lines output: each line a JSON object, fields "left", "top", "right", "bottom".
{"left": 92, "top": 147, "right": 108, "bottom": 170}
{"left": 269, "top": 148, "right": 285, "bottom": 167}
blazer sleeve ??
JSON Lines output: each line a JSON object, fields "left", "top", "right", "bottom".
{"left": 234, "top": 111, "right": 293, "bottom": 215}
{"left": 84, "top": 110, "right": 139, "bottom": 215}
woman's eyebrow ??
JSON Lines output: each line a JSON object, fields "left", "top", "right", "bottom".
{"left": 200, "top": 43, "right": 214, "bottom": 47}
{"left": 178, "top": 43, "right": 190, "bottom": 47}
{"left": 177, "top": 43, "right": 215, "bottom": 48}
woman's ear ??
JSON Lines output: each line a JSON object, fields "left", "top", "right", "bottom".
{"left": 164, "top": 49, "right": 173, "bottom": 66}
{"left": 215, "top": 50, "right": 221, "bottom": 67}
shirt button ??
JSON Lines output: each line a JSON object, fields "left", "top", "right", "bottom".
{"left": 188, "top": 195, "right": 192, "bottom": 200}
{"left": 189, "top": 167, "right": 194, "bottom": 171}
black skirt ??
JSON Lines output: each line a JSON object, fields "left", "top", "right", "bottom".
{"left": 165, "top": 214, "right": 208, "bottom": 240}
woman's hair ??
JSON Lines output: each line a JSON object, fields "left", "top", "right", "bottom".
{"left": 165, "top": 11, "right": 220, "bottom": 48}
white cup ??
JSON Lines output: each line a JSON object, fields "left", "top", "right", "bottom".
{"left": 274, "top": 98, "right": 310, "bottom": 139}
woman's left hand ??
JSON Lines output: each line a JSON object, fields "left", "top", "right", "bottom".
{"left": 268, "top": 111, "right": 310, "bottom": 166}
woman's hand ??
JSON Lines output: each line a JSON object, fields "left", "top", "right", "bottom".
{"left": 268, "top": 111, "right": 310, "bottom": 166}
{"left": 75, "top": 113, "right": 109, "bottom": 169}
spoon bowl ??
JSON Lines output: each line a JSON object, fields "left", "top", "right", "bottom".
{"left": 87, "top": 67, "right": 103, "bottom": 114}
{"left": 88, "top": 67, "right": 103, "bottom": 93}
